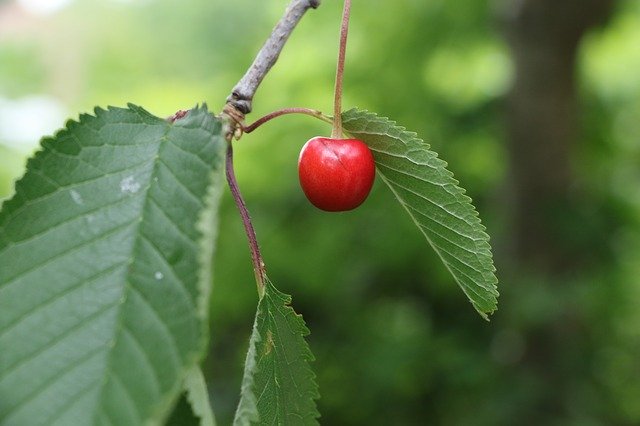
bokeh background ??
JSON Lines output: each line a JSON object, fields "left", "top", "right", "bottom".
{"left": 2, "top": 0, "right": 640, "bottom": 424}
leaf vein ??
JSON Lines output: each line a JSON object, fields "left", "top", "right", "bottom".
{"left": 138, "top": 233, "right": 197, "bottom": 312}
{"left": 0, "top": 218, "right": 137, "bottom": 290}
{"left": 0, "top": 262, "right": 126, "bottom": 339}
{"left": 157, "top": 158, "right": 202, "bottom": 204}
{"left": 0, "top": 302, "right": 118, "bottom": 382}
{"left": 2, "top": 160, "right": 152, "bottom": 226}
{"left": 0, "top": 345, "right": 105, "bottom": 423}
{"left": 108, "top": 370, "right": 142, "bottom": 424}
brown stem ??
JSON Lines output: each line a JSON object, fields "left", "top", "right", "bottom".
{"left": 331, "top": 0, "right": 351, "bottom": 139}
{"left": 225, "top": 142, "right": 266, "bottom": 297}
{"left": 226, "top": 0, "right": 321, "bottom": 115}
{"left": 243, "top": 107, "right": 331, "bottom": 133}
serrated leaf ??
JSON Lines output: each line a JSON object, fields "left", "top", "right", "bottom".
{"left": 234, "top": 278, "right": 319, "bottom": 426}
{"left": 342, "top": 109, "right": 499, "bottom": 319}
{"left": 0, "top": 104, "right": 226, "bottom": 425}
{"left": 183, "top": 366, "right": 216, "bottom": 426}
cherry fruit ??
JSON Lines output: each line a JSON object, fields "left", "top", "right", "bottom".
{"left": 298, "top": 136, "right": 375, "bottom": 212}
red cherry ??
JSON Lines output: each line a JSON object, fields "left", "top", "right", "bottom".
{"left": 298, "top": 137, "right": 376, "bottom": 212}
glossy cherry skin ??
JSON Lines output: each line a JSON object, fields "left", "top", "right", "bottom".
{"left": 298, "top": 136, "right": 376, "bottom": 212}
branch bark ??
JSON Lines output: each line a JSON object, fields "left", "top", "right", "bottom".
{"left": 226, "top": 0, "right": 321, "bottom": 115}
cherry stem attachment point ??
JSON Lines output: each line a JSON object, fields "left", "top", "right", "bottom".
{"left": 331, "top": 0, "right": 352, "bottom": 139}
{"left": 243, "top": 107, "right": 331, "bottom": 134}
{"left": 225, "top": 142, "right": 266, "bottom": 297}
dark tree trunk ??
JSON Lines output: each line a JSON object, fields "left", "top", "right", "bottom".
{"left": 502, "top": 0, "right": 616, "bottom": 272}
{"left": 500, "top": 1, "right": 619, "bottom": 420}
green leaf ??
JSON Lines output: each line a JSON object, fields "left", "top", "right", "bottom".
{"left": 234, "top": 278, "right": 319, "bottom": 426}
{"left": 183, "top": 366, "right": 216, "bottom": 426}
{"left": 0, "top": 104, "right": 227, "bottom": 425}
{"left": 342, "top": 109, "right": 499, "bottom": 319}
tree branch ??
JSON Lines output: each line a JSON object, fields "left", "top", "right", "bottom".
{"left": 226, "top": 0, "right": 321, "bottom": 115}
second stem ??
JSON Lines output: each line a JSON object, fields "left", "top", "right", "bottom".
{"left": 226, "top": 143, "right": 266, "bottom": 297}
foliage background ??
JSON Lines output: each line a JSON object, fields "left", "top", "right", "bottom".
{"left": 1, "top": 0, "right": 639, "bottom": 424}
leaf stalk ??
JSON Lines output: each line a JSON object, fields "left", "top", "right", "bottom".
{"left": 225, "top": 142, "right": 266, "bottom": 297}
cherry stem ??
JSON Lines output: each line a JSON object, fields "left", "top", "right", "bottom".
{"left": 331, "top": 0, "right": 352, "bottom": 139}
{"left": 243, "top": 107, "right": 332, "bottom": 133}
{"left": 225, "top": 142, "right": 266, "bottom": 298}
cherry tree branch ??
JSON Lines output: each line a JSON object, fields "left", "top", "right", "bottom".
{"left": 226, "top": 0, "right": 321, "bottom": 115}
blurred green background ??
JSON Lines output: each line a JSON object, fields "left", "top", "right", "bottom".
{"left": 2, "top": 0, "right": 640, "bottom": 424}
